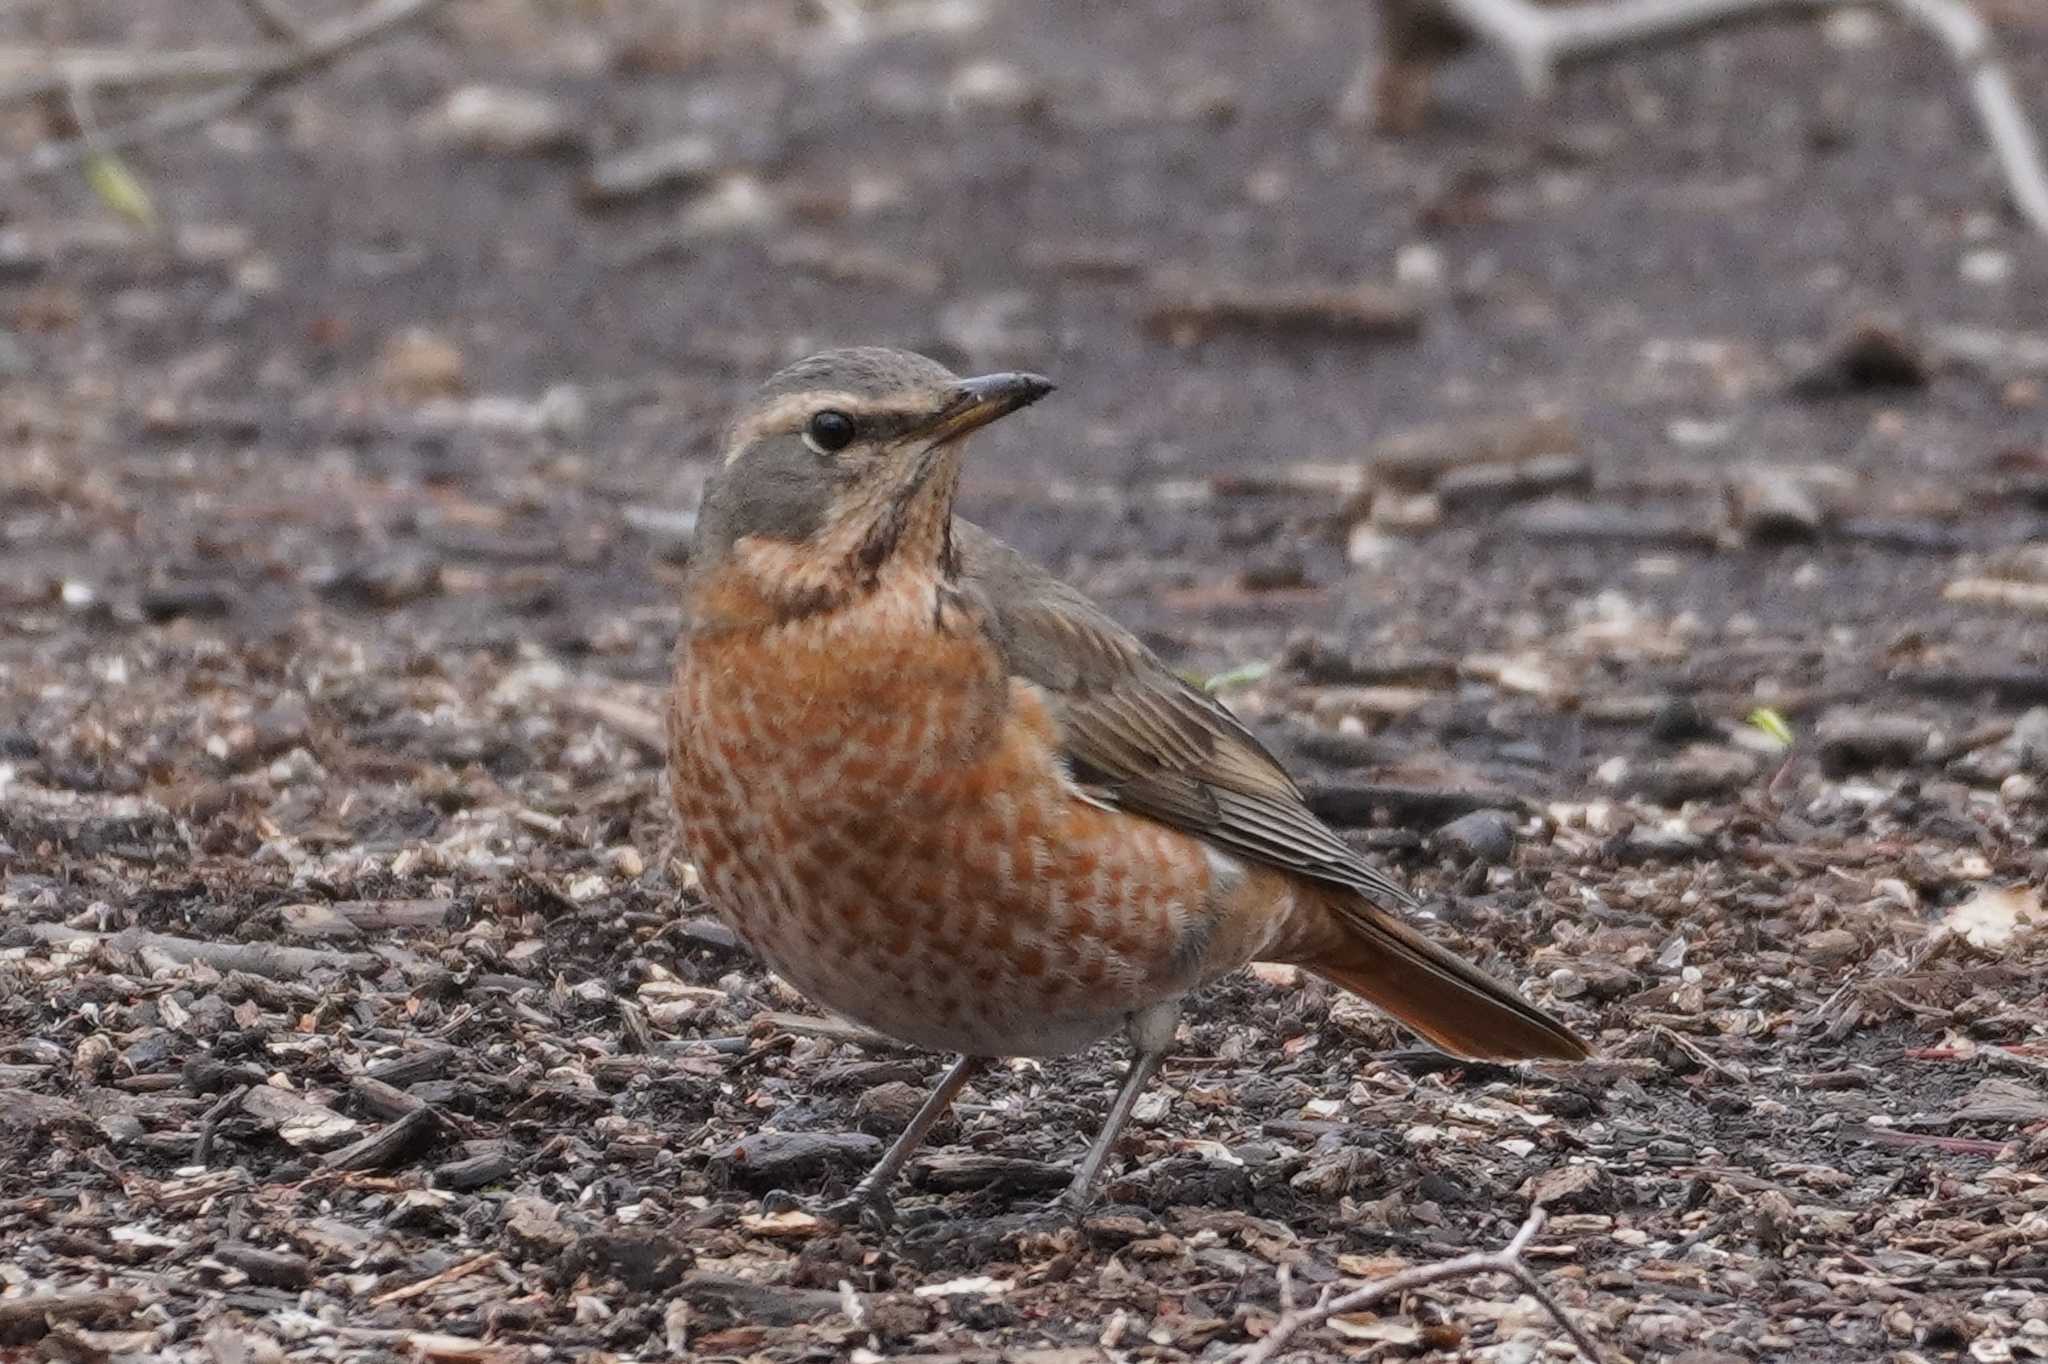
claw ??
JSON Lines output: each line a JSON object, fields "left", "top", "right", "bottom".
{"left": 818, "top": 1186, "right": 894, "bottom": 1233}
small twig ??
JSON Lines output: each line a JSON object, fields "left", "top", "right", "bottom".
{"left": 1425, "top": 0, "right": 2048, "bottom": 238}
{"left": 1235, "top": 1208, "right": 1617, "bottom": 1364}
{"left": 3, "top": 0, "right": 453, "bottom": 179}
{"left": 559, "top": 690, "right": 668, "bottom": 758}
{"left": 366, "top": 1250, "right": 501, "bottom": 1307}
{"left": 1650, "top": 1022, "right": 1745, "bottom": 1081}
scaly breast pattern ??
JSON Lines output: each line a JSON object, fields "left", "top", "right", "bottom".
{"left": 669, "top": 570, "right": 1255, "bottom": 1057}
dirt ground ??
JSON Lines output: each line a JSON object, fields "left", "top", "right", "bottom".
{"left": 4, "top": 1, "right": 2048, "bottom": 1360}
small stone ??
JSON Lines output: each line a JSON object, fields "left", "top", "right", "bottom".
{"left": 1371, "top": 490, "right": 1441, "bottom": 531}
{"left": 1434, "top": 808, "right": 1517, "bottom": 863}
{"left": 1238, "top": 550, "right": 1309, "bottom": 592}
{"left": 139, "top": 582, "right": 232, "bottom": 623}
{"left": 215, "top": 1243, "right": 313, "bottom": 1289}
{"left": 1816, "top": 712, "right": 1932, "bottom": 775}
{"left": 946, "top": 60, "right": 1044, "bottom": 116}
{"left": 1522, "top": 1163, "right": 1610, "bottom": 1211}
{"left": 1620, "top": 826, "right": 1707, "bottom": 860}
{"left": 1801, "top": 928, "right": 1861, "bottom": 966}
{"left": 503, "top": 1197, "right": 578, "bottom": 1257}
{"left": 1290, "top": 1147, "right": 1377, "bottom": 1199}
{"left": 853, "top": 1082, "right": 926, "bottom": 1135}
{"left": 318, "top": 551, "right": 442, "bottom": 608}
{"left": 1788, "top": 318, "right": 1927, "bottom": 398}
{"left": 581, "top": 134, "right": 723, "bottom": 206}
{"left": 1729, "top": 469, "right": 1827, "bottom": 544}
{"left": 679, "top": 174, "right": 780, "bottom": 238}
{"left": 379, "top": 327, "right": 466, "bottom": 400}
{"left": 1393, "top": 241, "right": 1446, "bottom": 290}
{"left": 1648, "top": 696, "right": 1715, "bottom": 744}
{"left": 420, "top": 85, "right": 581, "bottom": 155}
{"left": 714, "top": 1131, "right": 881, "bottom": 1186}
{"left": 2013, "top": 707, "right": 2048, "bottom": 774}
{"left": 1962, "top": 248, "right": 2012, "bottom": 286}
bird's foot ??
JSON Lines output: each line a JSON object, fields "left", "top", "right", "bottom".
{"left": 815, "top": 1184, "right": 895, "bottom": 1234}
{"left": 758, "top": 1184, "right": 895, "bottom": 1232}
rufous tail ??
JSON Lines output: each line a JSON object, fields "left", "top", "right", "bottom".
{"left": 1298, "top": 890, "right": 1591, "bottom": 1062}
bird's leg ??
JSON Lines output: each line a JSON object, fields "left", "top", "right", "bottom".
{"left": 1056, "top": 1001, "right": 1180, "bottom": 1215}
{"left": 824, "top": 1053, "right": 983, "bottom": 1228}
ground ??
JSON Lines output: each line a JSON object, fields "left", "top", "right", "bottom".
{"left": 3, "top": 1, "right": 2048, "bottom": 1361}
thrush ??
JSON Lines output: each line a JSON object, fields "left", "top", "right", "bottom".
{"left": 668, "top": 347, "right": 1589, "bottom": 1222}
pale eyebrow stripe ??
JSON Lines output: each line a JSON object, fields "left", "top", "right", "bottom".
{"left": 724, "top": 392, "right": 937, "bottom": 463}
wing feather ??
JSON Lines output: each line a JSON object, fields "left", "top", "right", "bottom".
{"left": 957, "top": 521, "right": 1417, "bottom": 912}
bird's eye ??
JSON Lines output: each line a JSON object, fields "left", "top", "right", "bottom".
{"left": 804, "top": 409, "right": 857, "bottom": 455}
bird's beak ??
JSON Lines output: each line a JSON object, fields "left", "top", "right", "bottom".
{"left": 918, "top": 371, "right": 1056, "bottom": 444}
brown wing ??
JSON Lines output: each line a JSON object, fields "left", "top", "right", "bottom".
{"left": 955, "top": 521, "right": 1417, "bottom": 912}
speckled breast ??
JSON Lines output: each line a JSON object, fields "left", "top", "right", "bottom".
{"left": 668, "top": 572, "right": 1230, "bottom": 1058}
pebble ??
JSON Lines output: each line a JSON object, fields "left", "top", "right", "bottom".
{"left": 1647, "top": 696, "right": 1715, "bottom": 745}
{"left": 945, "top": 60, "right": 1044, "bottom": 116}
{"left": 1433, "top": 808, "right": 1518, "bottom": 863}
{"left": 1788, "top": 318, "right": 1927, "bottom": 398}
{"left": 317, "top": 551, "right": 443, "bottom": 608}
{"left": 2013, "top": 706, "right": 2048, "bottom": 774}
{"left": 1962, "top": 248, "right": 2012, "bottom": 286}
{"left": 379, "top": 328, "right": 466, "bottom": 400}
{"left": 419, "top": 85, "right": 581, "bottom": 156}
{"left": 139, "top": 583, "right": 232, "bottom": 623}
{"left": 853, "top": 1081, "right": 926, "bottom": 1134}
{"left": 714, "top": 1130, "right": 881, "bottom": 1184}
{"left": 1815, "top": 712, "right": 1931, "bottom": 775}
{"left": 679, "top": 174, "right": 780, "bottom": 238}
{"left": 581, "top": 134, "right": 723, "bottom": 206}
{"left": 1801, "top": 927, "right": 1861, "bottom": 966}
{"left": 1729, "top": 469, "right": 1827, "bottom": 544}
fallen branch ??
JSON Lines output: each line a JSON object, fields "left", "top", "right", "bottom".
{"left": 1416, "top": 0, "right": 2048, "bottom": 237}
{"left": 1, "top": 0, "right": 453, "bottom": 179}
{"left": 1235, "top": 1208, "right": 1615, "bottom": 1364}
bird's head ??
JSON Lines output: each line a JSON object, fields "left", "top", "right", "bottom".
{"left": 690, "top": 347, "right": 1053, "bottom": 620}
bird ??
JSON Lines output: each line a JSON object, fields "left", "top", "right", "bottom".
{"left": 667, "top": 346, "right": 1589, "bottom": 1223}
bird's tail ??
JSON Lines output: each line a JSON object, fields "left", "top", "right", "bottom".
{"left": 1297, "top": 888, "right": 1591, "bottom": 1062}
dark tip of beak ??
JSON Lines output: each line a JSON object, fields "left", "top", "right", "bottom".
{"left": 926, "top": 371, "right": 1056, "bottom": 440}
{"left": 957, "top": 371, "right": 1056, "bottom": 411}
